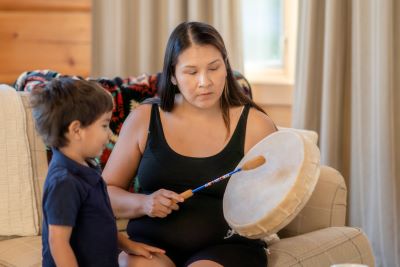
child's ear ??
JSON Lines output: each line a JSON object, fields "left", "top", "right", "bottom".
{"left": 67, "top": 120, "right": 83, "bottom": 140}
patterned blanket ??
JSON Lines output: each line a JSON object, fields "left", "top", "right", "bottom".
{"left": 14, "top": 70, "right": 252, "bottom": 191}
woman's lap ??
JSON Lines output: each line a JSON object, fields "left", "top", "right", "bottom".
{"left": 119, "top": 251, "right": 176, "bottom": 267}
{"left": 184, "top": 243, "right": 267, "bottom": 267}
{"left": 120, "top": 242, "right": 267, "bottom": 267}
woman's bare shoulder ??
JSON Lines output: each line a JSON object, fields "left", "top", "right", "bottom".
{"left": 245, "top": 107, "right": 277, "bottom": 152}
{"left": 119, "top": 103, "right": 153, "bottom": 151}
{"left": 248, "top": 107, "right": 276, "bottom": 128}
{"left": 124, "top": 103, "right": 153, "bottom": 126}
{"left": 103, "top": 103, "right": 154, "bottom": 186}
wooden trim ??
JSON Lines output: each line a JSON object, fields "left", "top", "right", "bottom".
{"left": 0, "top": 0, "right": 91, "bottom": 12}
{"left": 0, "top": 2, "right": 92, "bottom": 84}
{"left": 0, "top": 11, "right": 91, "bottom": 43}
{"left": 252, "top": 83, "right": 293, "bottom": 106}
{"left": 260, "top": 104, "right": 292, "bottom": 127}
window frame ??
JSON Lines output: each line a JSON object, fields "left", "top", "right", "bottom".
{"left": 243, "top": 0, "right": 298, "bottom": 85}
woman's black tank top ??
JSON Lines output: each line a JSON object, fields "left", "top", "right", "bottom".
{"left": 127, "top": 103, "right": 260, "bottom": 255}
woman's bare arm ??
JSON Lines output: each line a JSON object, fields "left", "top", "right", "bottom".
{"left": 103, "top": 105, "right": 183, "bottom": 219}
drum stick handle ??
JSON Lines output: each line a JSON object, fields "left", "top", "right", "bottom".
{"left": 192, "top": 169, "right": 241, "bottom": 193}
{"left": 179, "top": 189, "right": 193, "bottom": 200}
{"left": 174, "top": 169, "right": 240, "bottom": 203}
{"left": 174, "top": 168, "right": 242, "bottom": 203}
{"left": 171, "top": 189, "right": 193, "bottom": 206}
{"left": 175, "top": 155, "right": 266, "bottom": 202}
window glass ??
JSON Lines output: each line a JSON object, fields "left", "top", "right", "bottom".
{"left": 242, "top": 0, "right": 284, "bottom": 71}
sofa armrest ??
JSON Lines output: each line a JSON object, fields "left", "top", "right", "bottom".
{"left": 268, "top": 227, "right": 375, "bottom": 267}
{"left": 279, "top": 166, "right": 347, "bottom": 237}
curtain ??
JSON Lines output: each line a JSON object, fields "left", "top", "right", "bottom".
{"left": 293, "top": 0, "right": 400, "bottom": 266}
{"left": 91, "top": 0, "right": 243, "bottom": 78}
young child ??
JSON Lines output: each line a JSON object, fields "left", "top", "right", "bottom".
{"left": 30, "top": 77, "right": 164, "bottom": 267}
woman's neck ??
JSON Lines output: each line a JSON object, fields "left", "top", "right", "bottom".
{"left": 174, "top": 94, "right": 222, "bottom": 120}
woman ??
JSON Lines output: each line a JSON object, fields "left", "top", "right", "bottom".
{"left": 103, "top": 21, "right": 276, "bottom": 267}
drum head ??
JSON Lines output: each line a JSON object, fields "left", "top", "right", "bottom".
{"left": 223, "top": 130, "right": 320, "bottom": 238}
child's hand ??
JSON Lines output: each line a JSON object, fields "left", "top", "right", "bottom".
{"left": 123, "top": 240, "right": 166, "bottom": 259}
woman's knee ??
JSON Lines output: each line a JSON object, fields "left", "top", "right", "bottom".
{"left": 187, "top": 260, "right": 223, "bottom": 267}
{"left": 119, "top": 252, "right": 176, "bottom": 267}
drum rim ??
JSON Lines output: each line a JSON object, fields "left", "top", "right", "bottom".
{"left": 223, "top": 130, "right": 321, "bottom": 238}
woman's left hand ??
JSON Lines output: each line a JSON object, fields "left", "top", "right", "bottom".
{"left": 118, "top": 232, "right": 165, "bottom": 259}
{"left": 123, "top": 240, "right": 166, "bottom": 259}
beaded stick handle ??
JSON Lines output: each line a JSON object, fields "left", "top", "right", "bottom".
{"left": 179, "top": 155, "right": 266, "bottom": 200}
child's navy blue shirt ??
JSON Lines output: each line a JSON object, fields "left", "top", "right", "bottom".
{"left": 42, "top": 149, "right": 118, "bottom": 267}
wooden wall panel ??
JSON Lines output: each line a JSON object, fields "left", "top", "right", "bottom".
{"left": 0, "top": 0, "right": 90, "bottom": 11}
{"left": 261, "top": 104, "right": 292, "bottom": 128}
{"left": 0, "top": 0, "right": 91, "bottom": 84}
{"left": 252, "top": 83, "right": 293, "bottom": 127}
{"left": 0, "top": 12, "right": 90, "bottom": 42}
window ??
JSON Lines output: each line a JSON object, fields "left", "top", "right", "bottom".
{"left": 242, "top": 0, "right": 298, "bottom": 84}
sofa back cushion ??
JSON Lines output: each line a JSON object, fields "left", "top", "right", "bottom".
{"left": 274, "top": 128, "right": 347, "bottom": 237}
{"left": 0, "top": 87, "right": 43, "bottom": 236}
{"left": 279, "top": 165, "right": 347, "bottom": 237}
{"left": 20, "top": 92, "right": 48, "bottom": 234}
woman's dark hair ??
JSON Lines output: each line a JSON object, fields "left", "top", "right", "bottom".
{"left": 159, "top": 21, "right": 266, "bottom": 134}
{"left": 30, "top": 77, "right": 113, "bottom": 148}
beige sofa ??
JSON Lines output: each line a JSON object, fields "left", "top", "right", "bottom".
{"left": 0, "top": 87, "right": 375, "bottom": 267}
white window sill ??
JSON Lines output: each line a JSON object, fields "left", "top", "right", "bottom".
{"left": 245, "top": 70, "right": 294, "bottom": 87}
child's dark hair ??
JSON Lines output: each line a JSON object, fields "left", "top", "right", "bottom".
{"left": 30, "top": 77, "right": 113, "bottom": 148}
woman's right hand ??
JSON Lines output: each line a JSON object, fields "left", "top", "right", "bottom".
{"left": 143, "top": 189, "right": 184, "bottom": 218}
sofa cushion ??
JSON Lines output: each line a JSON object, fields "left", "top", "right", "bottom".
{"left": 0, "top": 236, "right": 41, "bottom": 267}
{"left": 268, "top": 227, "right": 374, "bottom": 267}
{"left": 277, "top": 126, "right": 319, "bottom": 145}
{"left": 19, "top": 93, "right": 48, "bottom": 234}
{"left": 279, "top": 166, "right": 347, "bottom": 237}
{"left": 0, "top": 86, "right": 39, "bottom": 236}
